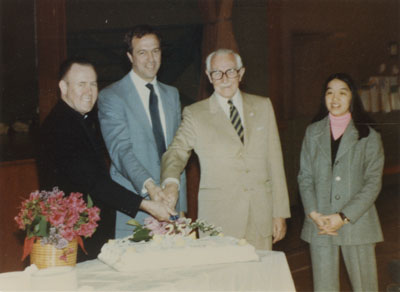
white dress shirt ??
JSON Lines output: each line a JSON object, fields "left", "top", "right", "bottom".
{"left": 130, "top": 70, "right": 167, "bottom": 194}
{"left": 215, "top": 90, "right": 245, "bottom": 129}
{"left": 130, "top": 70, "right": 167, "bottom": 140}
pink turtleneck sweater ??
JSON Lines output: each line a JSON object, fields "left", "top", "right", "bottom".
{"left": 329, "top": 112, "right": 352, "bottom": 140}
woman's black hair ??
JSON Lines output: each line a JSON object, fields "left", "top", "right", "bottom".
{"left": 311, "top": 73, "right": 377, "bottom": 139}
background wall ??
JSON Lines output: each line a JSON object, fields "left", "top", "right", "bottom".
{"left": 278, "top": 0, "right": 399, "bottom": 119}
{"left": 64, "top": 0, "right": 272, "bottom": 106}
{"left": 273, "top": 0, "right": 400, "bottom": 202}
{"left": 0, "top": 0, "right": 38, "bottom": 125}
{"left": 66, "top": 0, "right": 203, "bottom": 106}
{"left": 1, "top": 0, "right": 398, "bottom": 197}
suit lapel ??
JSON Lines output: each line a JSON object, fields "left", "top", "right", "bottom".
{"left": 209, "top": 94, "right": 243, "bottom": 146}
{"left": 117, "top": 74, "right": 155, "bottom": 143}
{"left": 315, "top": 117, "right": 332, "bottom": 164}
{"left": 335, "top": 120, "right": 358, "bottom": 162}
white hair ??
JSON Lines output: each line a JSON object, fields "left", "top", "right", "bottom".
{"left": 205, "top": 49, "right": 243, "bottom": 72}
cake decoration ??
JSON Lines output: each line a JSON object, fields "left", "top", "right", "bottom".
{"left": 97, "top": 216, "right": 259, "bottom": 272}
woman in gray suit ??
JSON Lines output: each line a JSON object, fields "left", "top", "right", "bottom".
{"left": 298, "top": 73, "right": 384, "bottom": 291}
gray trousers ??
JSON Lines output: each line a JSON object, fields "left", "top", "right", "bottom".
{"left": 310, "top": 243, "right": 378, "bottom": 291}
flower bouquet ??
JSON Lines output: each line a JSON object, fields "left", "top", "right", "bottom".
{"left": 127, "top": 216, "right": 222, "bottom": 242}
{"left": 14, "top": 188, "right": 100, "bottom": 267}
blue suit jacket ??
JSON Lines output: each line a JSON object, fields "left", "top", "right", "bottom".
{"left": 98, "top": 72, "right": 187, "bottom": 238}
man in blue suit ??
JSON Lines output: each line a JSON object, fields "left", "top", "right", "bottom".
{"left": 98, "top": 25, "right": 187, "bottom": 238}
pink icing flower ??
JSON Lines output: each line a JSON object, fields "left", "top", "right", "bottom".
{"left": 144, "top": 217, "right": 169, "bottom": 235}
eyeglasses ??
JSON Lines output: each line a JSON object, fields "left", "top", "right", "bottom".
{"left": 209, "top": 68, "right": 241, "bottom": 80}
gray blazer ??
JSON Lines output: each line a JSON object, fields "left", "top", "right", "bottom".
{"left": 298, "top": 117, "right": 384, "bottom": 246}
{"left": 98, "top": 73, "right": 187, "bottom": 237}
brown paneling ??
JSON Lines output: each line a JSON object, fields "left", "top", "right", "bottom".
{"left": 185, "top": 154, "right": 200, "bottom": 221}
{"left": 198, "top": 0, "right": 239, "bottom": 100}
{"left": 278, "top": 0, "right": 399, "bottom": 120}
{"left": 267, "top": 0, "right": 284, "bottom": 121}
{"left": 0, "top": 159, "right": 39, "bottom": 272}
{"left": 35, "top": 0, "right": 67, "bottom": 123}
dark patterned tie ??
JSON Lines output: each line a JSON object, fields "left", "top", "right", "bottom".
{"left": 228, "top": 99, "right": 244, "bottom": 144}
{"left": 146, "top": 83, "right": 166, "bottom": 158}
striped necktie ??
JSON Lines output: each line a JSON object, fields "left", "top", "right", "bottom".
{"left": 228, "top": 99, "right": 244, "bottom": 144}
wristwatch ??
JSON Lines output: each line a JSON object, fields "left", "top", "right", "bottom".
{"left": 338, "top": 212, "right": 350, "bottom": 224}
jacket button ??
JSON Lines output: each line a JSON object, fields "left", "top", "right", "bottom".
{"left": 335, "top": 176, "right": 341, "bottom": 181}
{"left": 335, "top": 195, "right": 341, "bottom": 200}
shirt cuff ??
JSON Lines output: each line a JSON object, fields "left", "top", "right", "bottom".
{"left": 162, "top": 178, "right": 180, "bottom": 190}
{"left": 142, "top": 178, "right": 154, "bottom": 196}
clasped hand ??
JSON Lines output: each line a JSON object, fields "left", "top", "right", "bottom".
{"left": 309, "top": 211, "right": 345, "bottom": 235}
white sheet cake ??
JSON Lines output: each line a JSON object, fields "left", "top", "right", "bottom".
{"left": 98, "top": 234, "right": 259, "bottom": 272}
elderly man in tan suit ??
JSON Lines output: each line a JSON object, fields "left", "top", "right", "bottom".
{"left": 161, "top": 49, "right": 290, "bottom": 250}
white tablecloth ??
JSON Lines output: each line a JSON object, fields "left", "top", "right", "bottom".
{"left": 0, "top": 250, "right": 295, "bottom": 291}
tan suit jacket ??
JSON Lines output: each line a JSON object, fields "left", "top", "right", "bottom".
{"left": 161, "top": 92, "right": 290, "bottom": 241}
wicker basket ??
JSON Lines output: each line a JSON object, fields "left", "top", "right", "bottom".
{"left": 30, "top": 238, "right": 78, "bottom": 269}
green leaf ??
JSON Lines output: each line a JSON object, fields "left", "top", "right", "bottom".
{"left": 28, "top": 215, "right": 49, "bottom": 238}
{"left": 126, "top": 219, "right": 141, "bottom": 227}
{"left": 130, "top": 228, "right": 152, "bottom": 242}
{"left": 87, "top": 195, "right": 94, "bottom": 208}
{"left": 35, "top": 215, "right": 49, "bottom": 237}
{"left": 27, "top": 216, "right": 41, "bottom": 237}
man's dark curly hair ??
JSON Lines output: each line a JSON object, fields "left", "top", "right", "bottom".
{"left": 124, "top": 25, "right": 161, "bottom": 54}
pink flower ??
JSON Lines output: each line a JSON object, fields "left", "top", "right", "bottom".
{"left": 59, "top": 254, "right": 67, "bottom": 262}
{"left": 67, "top": 193, "right": 87, "bottom": 213}
{"left": 87, "top": 207, "right": 100, "bottom": 223}
{"left": 48, "top": 211, "right": 66, "bottom": 227}
{"left": 39, "top": 201, "right": 48, "bottom": 215}
{"left": 76, "top": 222, "right": 98, "bottom": 237}
{"left": 15, "top": 189, "right": 101, "bottom": 248}
{"left": 29, "top": 191, "right": 40, "bottom": 201}
{"left": 65, "top": 211, "right": 80, "bottom": 228}
{"left": 60, "top": 227, "right": 76, "bottom": 242}
{"left": 14, "top": 214, "right": 25, "bottom": 229}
